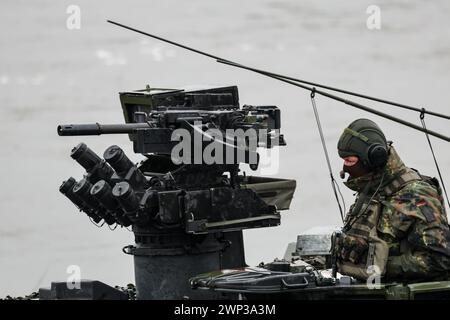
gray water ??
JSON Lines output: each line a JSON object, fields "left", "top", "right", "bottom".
{"left": 0, "top": 0, "right": 449, "bottom": 297}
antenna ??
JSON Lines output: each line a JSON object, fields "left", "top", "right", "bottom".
{"left": 107, "top": 20, "right": 450, "bottom": 123}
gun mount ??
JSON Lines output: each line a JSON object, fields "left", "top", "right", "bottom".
{"left": 58, "top": 86, "right": 296, "bottom": 299}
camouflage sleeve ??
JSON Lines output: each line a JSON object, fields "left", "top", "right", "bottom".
{"left": 381, "top": 181, "right": 450, "bottom": 279}
{"left": 386, "top": 221, "right": 450, "bottom": 279}
{"left": 386, "top": 251, "right": 431, "bottom": 279}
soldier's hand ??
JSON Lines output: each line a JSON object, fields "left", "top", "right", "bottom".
{"left": 339, "top": 234, "right": 368, "bottom": 264}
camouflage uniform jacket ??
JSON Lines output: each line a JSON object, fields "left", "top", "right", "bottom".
{"left": 343, "top": 146, "right": 450, "bottom": 281}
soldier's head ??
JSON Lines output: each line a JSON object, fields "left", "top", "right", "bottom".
{"left": 337, "top": 118, "right": 388, "bottom": 179}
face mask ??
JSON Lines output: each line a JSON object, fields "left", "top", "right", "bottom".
{"left": 340, "top": 156, "right": 369, "bottom": 180}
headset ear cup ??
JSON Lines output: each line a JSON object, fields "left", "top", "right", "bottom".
{"left": 368, "top": 144, "right": 388, "bottom": 168}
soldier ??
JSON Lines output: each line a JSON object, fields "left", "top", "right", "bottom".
{"left": 335, "top": 118, "right": 450, "bottom": 282}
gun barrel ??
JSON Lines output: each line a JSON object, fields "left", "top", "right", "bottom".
{"left": 57, "top": 123, "right": 150, "bottom": 136}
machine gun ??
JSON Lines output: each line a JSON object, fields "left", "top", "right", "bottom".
{"left": 57, "top": 85, "right": 296, "bottom": 299}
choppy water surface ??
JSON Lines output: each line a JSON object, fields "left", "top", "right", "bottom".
{"left": 0, "top": 0, "right": 449, "bottom": 296}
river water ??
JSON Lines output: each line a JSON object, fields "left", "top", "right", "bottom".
{"left": 0, "top": 0, "right": 449, "bottom": 296}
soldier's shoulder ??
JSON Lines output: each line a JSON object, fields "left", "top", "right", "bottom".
{"left": 399, "top": 179, "right": 439, "bottom": 197}
{"left": 387, "top": 180, "right": 444, "bottom": 222}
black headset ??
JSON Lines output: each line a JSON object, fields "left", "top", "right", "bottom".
{"left": 366, "top": 143, "right": 388, "bottom": 169}
{"left": 344, "top": 127, "right": 388, "bottom": 169}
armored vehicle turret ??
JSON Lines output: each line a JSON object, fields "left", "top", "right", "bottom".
{"left": 55, "top": 85, "right": 296, "bottom": 299}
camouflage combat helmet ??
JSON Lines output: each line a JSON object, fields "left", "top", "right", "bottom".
{"left": 337, "top": 118, "right": 388, "bottom": 170}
